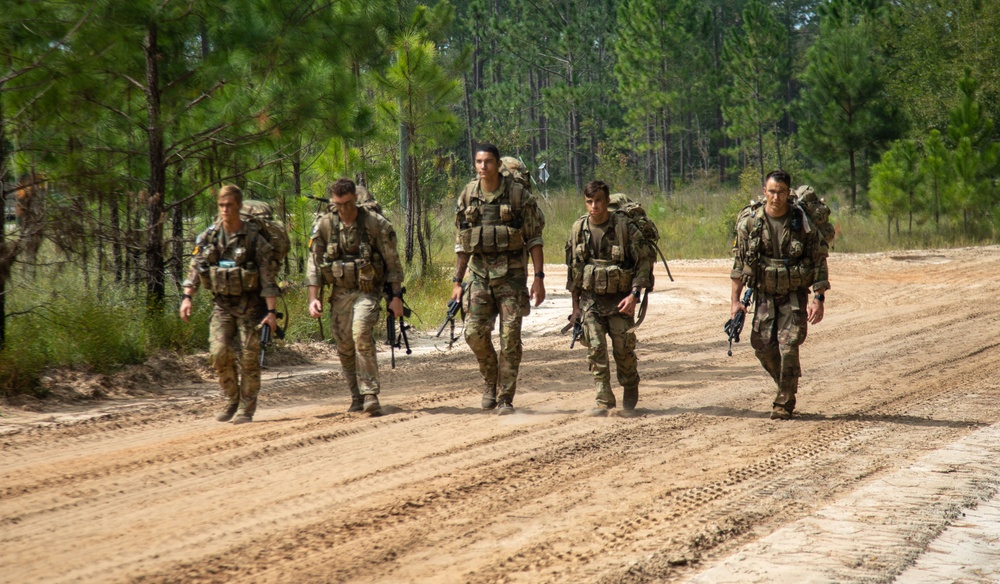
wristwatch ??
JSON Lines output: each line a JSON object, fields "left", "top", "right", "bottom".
{"left": 181, "top": 293, "right": 192, "bottom": 301}
{"left": 534, "top": 272, "right": 545, "bottom": 279}
{"left": 631, "top": 288, "right": 641, "bottom": 299}
{"left": 814, "top": 293, "right": 825, "bottom": 302}
{"left": 266, "top": 308, "right": 277, "bottom": 314}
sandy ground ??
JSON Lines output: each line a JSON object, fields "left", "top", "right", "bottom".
{"left": 3, "top": 247, "right": 1000, "bottom": 583}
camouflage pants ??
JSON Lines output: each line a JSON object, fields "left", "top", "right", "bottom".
{"left": 209, "top": 302, "right": 265, "bottom": 417}
{"left": 464, "top": 275, "right": 528, "bottom": 403}
{"left": 750, "top": 290, "right": 808, "bottom": 410}
{"left": 329, "top": 287, "right": 382, "bottom": 397}
{"left": 583, "top": 311, "right": 639, "bottom": 407}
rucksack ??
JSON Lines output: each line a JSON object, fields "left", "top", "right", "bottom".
{"left": 608, "top": 193, "right": 673, "bottom": 285}
{"left": 791, "top": 185, "right": 836, "bottom": 247}
{"left": 500, "top": 156, "right": 532, "bottom": 192}
{"left": 239, "top": 199, "right": 291, "bottom": 266}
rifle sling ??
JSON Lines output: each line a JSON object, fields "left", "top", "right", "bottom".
{"left": 627, "top": 290, "right": 650, "bottom": 334}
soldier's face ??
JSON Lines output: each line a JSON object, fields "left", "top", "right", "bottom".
{"left": 763, "top": 178, "right": 790, "bottom": 216}
{"left": 331, "top": 190, "right": 357, "bottom": 212}
{"left": 218, "top": 195, "right": 241, "bottom": 222}
{"left": 585, "top": 190, "right": 610, "bottom": 221}
{"left": 475, "top": 151, "right": 500, "bottom": 181}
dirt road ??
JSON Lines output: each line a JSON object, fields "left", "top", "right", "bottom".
{"left": 3, "top": 247, "right": 1000, "bottom": 583}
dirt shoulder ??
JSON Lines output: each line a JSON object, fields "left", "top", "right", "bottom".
{"left": 3, "top": 247, "right": 1000, "bottom": 583}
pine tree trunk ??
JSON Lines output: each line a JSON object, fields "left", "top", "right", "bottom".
{"left": 0, "top": 98, "right": 7, "bottom": 350}
{"left": 849, "top": 149, "right": 857, "bottom": 207}
{"left": 144, "top": 22, "right": 166, "bottom": 308}
{"left": 111, "top": 195, "right": 123, "bottom": 283}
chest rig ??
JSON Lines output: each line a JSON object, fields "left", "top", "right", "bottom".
{"left": 315, "top": 209, "right": 384, "bottom": 293}
{"left": 740, "top": 202, "right": 815, "bottom": 296}
{"left": 457, "top": 176, "right": 526, "bottom": 255}
{"left": 194, "top": 221, "right": 263, "bottom": 297}
{"left": 567, "top": 214, "right": 635, "bottom": 295}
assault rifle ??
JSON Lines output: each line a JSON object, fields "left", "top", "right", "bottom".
{"left": 258, "top": 313, "right": 285, "bottom": 368}
{"left": 435, "top": 282, "right": 467, "bottom": 349}
{"left": 724, "top": 288, "right": 753, "bottom": 357}
{"left": 385, "top": 285, "right": 412, "bottom": 369}
{"left": 561, "top": 316, "right": 585, "bottom": 349}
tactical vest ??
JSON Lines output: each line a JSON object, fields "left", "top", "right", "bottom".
{"left": 739, "top": 202, "right": 815, "bottom": 296}
{"left": 194, "top": 221, "right": 264, "bottom": 297}
{"left": 457, "top": 176, "right": 526, "bottom": 255}
{"left": 568, "top": 214, "right": 636, "bottom": 295}
{"left": 315, "top": 209, "right": 385, "bottom": 293}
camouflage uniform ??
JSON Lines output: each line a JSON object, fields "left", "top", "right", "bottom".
{"left": 183, "top": 222, "right": 278, "bottom": 418}
{"left": 731, "top": 201, "right": 830, "bottom": 412}
{"left": 566, "top": 213, "right": 652, "bottom": 409}
{"left": 455, "top": 169, "right": 545, "bottom": 405}
{"left": 306, "top": 208, "right": 404, "bottom": 399}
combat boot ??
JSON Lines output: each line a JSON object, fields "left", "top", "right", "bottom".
{"left": 770, "top": 406, "right": 792, "bottom": 420}
{"left": 363, "top": 394, "right": 382, "bottom": 416}
{"left": 347, "top": 395, "right": 364, "bottom": 412}
{"left": 497, "top": 399, "right": 515, "bottom": 416}
{"left": 232, "top": 413, "right": 253, "bottom": 424}
{"left": 215, "top": 402, "right": 239, "bottom": 422}
{"left": 482, "top": 384, "right": 498, "bottom": 410}
{"left": 623, "top": 387, "right": 639, "bottom": 411}
{"left": 588, "top": 402, "right": 613, "bottom": 417}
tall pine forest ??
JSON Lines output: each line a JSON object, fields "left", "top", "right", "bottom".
{"left": 2, "top": 0, "right": 1000, "bottom": 355}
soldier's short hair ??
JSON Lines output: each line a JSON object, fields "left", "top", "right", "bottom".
{"left": 474, "top": 142, "right": 501, "bottom": 163}
{"left": 218, "top": 185, "right": 243, "bottom": 204}
{"left": 584, "top": 180, "right": 610, "bottom": 200}
{"left": 329, "top": 178, "right": 357, "bottom": 198}
{"left": 765, "top": 170, "right": 792, "bottom": 187}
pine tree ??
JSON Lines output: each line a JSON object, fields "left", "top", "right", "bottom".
{"left": 796, "top": 1, "right": 903, "bottom": 207}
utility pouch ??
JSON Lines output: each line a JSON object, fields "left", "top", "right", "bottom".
{"left": 594, "top": 267, "right": 609, "bottom": 295}
{"left": 605, "top": 265, "right": 621, "bottom": 294}
{"left": 611, "top": 244, "right": 624, "bottom": 263}
{"left": 357, "top": 260, "right": 376, "bottom": 293}
{"left": 506, "top": 227, "right": 525, "bottom": 251}
{"left": 464, "top": 205, "right": 481, "bottom": 224}
{"left": 499, "top": 204, "right": 513, "bottom": 222}
{"left": 776, "top": 266, "right": 790, "bottom": 295}
{"left": 763, "top": 266, "right": 778, "bottom": 294}
{"left": 341, "top": 261, "right": 357, "bottom": 289}
{"left": 468, "top": 226, "right": 482, "bottom": 252}
{"left": 495, "top": 226, "right": 509, "bottom": 250}
{"left": 482, "top": 225, "right": 496, "bottom": 252}
{"left": 240, "top": 266, "right": 260, "bottom": 291}
{"left": 320, "top": 262, "right": 336, "bottom": 285}
{"left": 582, "top": 264, "right": 596, "bottom": 291}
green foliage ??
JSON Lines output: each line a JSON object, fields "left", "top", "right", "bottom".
{"left": 796, "top": 4, "right": 903, "bottom": 206}
{"left": 722, "top": 0, "right": 788, "bottom": 179}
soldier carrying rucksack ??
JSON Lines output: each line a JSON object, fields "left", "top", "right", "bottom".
{"left": 306, "top": 178, "right": 405, "bottom": 416}
{"left": 180, "top": 185, "right": 279, "bottom": 425}
{"left": 730, "top": 170, "right": 831, "bottom": 420}
{"left": 450, "top": 143, "right": 547, "bottom": 416}
{"left": 566, "top": 180, "right": 654, "bottom": 416}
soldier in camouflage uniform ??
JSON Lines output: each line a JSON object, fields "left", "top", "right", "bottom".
{"left": 307, "top": 178, "right": 405, "bottom": 416}
{"left": 451, "top": 143, "right": 546, "bottom": 415}
{"left": 731, "top": 170, "right": 830, "bottom": 420}
{"left": 180, "top": 185, "right": 279, "bottom": 425}
{"left": 566, "top": 181, "right": 653, "bottom": 415}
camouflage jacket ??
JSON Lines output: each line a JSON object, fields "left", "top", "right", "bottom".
{"left": 305, "top": 208, "right": 404, "bottom": 291}
{"left": 566, "top": 213, "right": 652, "bottom": 316}
{"left": 731, "top": 201, "right": 830, "bottom": 295}
{"left": 453, "top": 172, "right": 545, "bottom": 282}
{"left": 183, "top": 220, "right": 278, "bottom": 299}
